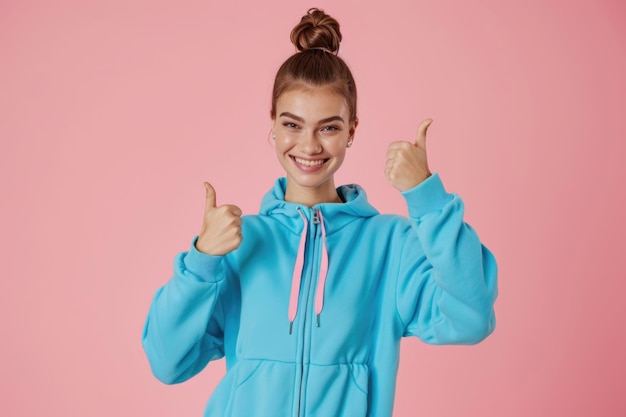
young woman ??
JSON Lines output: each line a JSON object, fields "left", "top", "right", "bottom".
{"left": 142, "top": 8, "right": 497, "bottom": 417}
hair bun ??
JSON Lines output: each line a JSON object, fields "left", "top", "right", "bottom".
{"left": 290, "top": 8, "right": 342, "bottom": 54}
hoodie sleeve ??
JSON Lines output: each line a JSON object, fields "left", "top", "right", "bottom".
{"left": 142, "top": 237, "right": 231, "bottom": 384}
{"left": 395, "top": 173, "right": 498, "bottom": 344}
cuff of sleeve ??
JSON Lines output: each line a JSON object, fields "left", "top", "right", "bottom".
{"left": 182, "top": 236, "right": 225, "bottom": 282}
{"left": 401, "top": 173, "right": 453, "bottom": 218}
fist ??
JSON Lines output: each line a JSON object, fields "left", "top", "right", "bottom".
{"left": 195, "top": 182, "right": 243, "bottom": 255}
{"left": 384, "top": 118, "right": 433, "bottom": 192}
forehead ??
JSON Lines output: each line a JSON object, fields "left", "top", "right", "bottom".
{"left": 276, "top": 86, "right": 349, "bottom": 120}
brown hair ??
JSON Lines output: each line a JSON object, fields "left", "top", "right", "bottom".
{"left": 270, "top": 8, "right": 357, "bottom": 123}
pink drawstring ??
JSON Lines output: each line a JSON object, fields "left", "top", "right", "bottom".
{"left": 288, "top": 208, "right": 330, "bottom": 334}
{"left": 315, "top": 210, "right": 328, "bottom": 327}
{"left": 289, "top": 209, "right": 308, "bottom": 334}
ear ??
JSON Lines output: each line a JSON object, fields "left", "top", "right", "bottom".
{"left": 348, "top": 117, "right": 359, "bottom": 140}
{"left": 268, "top": 117, "right": 276, "bottom": 140}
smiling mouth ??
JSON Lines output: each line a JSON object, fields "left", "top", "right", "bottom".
{"left": 292, "top": 156, "right": 328, "bottom": 167}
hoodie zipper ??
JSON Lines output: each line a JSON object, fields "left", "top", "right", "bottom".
{"left": 295, "top": 208, "right": 321, "bottom": 417}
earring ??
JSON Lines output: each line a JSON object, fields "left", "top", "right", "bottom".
{"left": 272, "top": 133, "right": 276, "bottom": 140}
{"left": 347, "top": 139, "right": 353, "bottom": 147}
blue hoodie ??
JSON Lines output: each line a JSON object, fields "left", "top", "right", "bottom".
{"left": 142, "top": 173, "right": 497, "bottom": 417}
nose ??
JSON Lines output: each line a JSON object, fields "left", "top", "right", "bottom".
{"left": 299, "top": 130, "right": 322, "bottom": 154}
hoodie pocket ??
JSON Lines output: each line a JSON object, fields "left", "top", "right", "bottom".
{"left": 228, "top": 360, "right": 295, "bottom": 417}
{"left": 303, "top": 363, "right": 369, "bottom": 417}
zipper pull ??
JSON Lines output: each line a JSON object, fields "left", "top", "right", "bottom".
{"left": 312, "top": 209, "right": 321, "bottom": 224}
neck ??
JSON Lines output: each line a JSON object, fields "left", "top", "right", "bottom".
{"left": 284, "top": 179, "right": 342, "bottom": 207}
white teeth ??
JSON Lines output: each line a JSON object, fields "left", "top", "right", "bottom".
{"left": 294, "top": 157, "right": 325, "bottom": 167}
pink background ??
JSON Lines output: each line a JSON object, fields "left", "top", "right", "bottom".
{"left": 2, "top": 0, "right": 625, "bottom": 415}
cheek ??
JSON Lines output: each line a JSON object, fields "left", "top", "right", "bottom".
{"left": 274, "top": 136, "right": 294, "bottom": 157}
{"left": 329, "top": 141, "right": 348, "bottom": 158}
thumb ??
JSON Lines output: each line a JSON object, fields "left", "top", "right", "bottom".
{"left": 204, "top": 182, "right": 217, "bottom": 211}
{"left": 415, "top": 118, "right": 433, "bottom": 149}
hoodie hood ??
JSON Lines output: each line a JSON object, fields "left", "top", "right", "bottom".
{"left": 259, "top": 177, "right": 379, "bottom": 234}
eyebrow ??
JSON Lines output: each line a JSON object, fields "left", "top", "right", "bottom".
{"left": 279, "top": 112, "right": 344, "bottom": 124}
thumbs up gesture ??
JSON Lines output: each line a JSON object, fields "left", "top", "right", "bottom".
{"left": 384, "top": 119, "right": 433, "bottom": 192}
{"left": 195, "top": 182, "right": 243, "bottom": 255}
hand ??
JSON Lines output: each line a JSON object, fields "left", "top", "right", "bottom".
{"left": 195, "top": 182, "right": 243, "bottom": 255}
{"left": 384, "top": 118, "right": 433, "bottom": 192}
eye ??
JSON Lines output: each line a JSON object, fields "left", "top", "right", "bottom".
{"left": 283, "top": 122, "right": 299, "bottom": 129}
{"left": 321, "top": 125, "right": 340, "bottom": 132}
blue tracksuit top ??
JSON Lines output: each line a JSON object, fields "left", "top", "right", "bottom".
{"left": 142, "top": 173, "right": 498, "bottom": 417}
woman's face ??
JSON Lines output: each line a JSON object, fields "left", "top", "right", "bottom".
{"left": 272, "top": 85, "right": 357, "bottom": 202}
